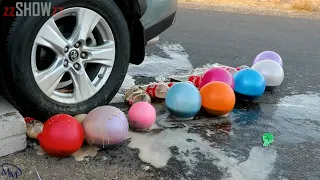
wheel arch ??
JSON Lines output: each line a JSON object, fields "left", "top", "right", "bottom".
{"left": 114, "top": 0, "right": 146, "bottom": 65}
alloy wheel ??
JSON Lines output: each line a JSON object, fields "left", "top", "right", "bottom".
{"left": 31, "top": 7, "right": 116, "bottom": 104}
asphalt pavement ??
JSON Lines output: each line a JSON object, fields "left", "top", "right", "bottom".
{"left": 1, "top": 7, "right": 320, "bottom": 180}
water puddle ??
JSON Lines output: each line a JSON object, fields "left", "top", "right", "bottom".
{"left": 35, "top": 144, "right": 100, "bottom": 162}
{"left": 127, "top": 126, "right": 277, "bottom": 180}
{"left": 263, "top": 93, "right": 320, "bottom": 143}
{"left": 70, "top": 145, "right": 100, "bottom": 161}
{"left": 231, "top": 105, "right": 263, "bottom": 126}
{"left": 237, "top": 147, "right": 277, "bottom": 180}
{"left": 274, "top": 93, "right": 319, "bottom": 120}
{"left": 206, "top": 129, "right": 216, "bottom": 137}
{"left": 127, "top": 43, "right": 193, "bottom": 77}
{"left": 126, "top": 104, "right": 277, "bottom": 179}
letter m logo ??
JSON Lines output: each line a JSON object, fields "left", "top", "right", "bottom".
{"left": 1, "top": 163, "right": 22, "bottom": 178}
{"left": 2, "top": 168, "right": 19, "bottom": 178}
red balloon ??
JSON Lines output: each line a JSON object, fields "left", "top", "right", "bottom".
{"left": 37, "top": 114, "right": 84, "bottom": 157}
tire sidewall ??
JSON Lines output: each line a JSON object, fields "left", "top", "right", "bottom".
{"left": 9, "top": 0, "right": 130, "bottom": 118}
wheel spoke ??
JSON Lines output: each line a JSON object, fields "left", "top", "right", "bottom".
{"left": 70, "top": 8, "right": 101, "bottom": 43}
{"left": 34, "top": 58, "right": 66, "bottom": 96}
{"left": 82, "top": 41, "right": 115, "bottom": 66}
{"left": 69, "top": 68, "right": 97, "bottom": 101}
{"left": 34, "top": 18, "right": 68, "bottom": 56}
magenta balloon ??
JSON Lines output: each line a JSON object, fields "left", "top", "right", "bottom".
{"left": 199, "top": 67, "right": 234, "bottom": 89}
{"left": 82, "top": 106, "right": 129, "bottom": 146}
{"left": 253, "top": 51, "right": 283, "bottom": 67}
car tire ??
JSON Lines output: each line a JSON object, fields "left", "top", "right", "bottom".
{"left": 0, "top": 0, "right": 130, "bottom": 120}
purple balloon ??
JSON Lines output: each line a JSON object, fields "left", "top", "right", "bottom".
{"left": 83, "top": 106, "right": 129, "bottom": 147}
{"left": 253, "top": 51, "right": 283, "bottom": 67}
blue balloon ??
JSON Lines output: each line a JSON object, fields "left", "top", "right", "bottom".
{"left": 234, "top": 69, "right": 266, "bottom": 100}
{"left": 165, "top": 82, "right": 201, "bottom": 118}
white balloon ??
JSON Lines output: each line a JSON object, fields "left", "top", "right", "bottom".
{"left": 251, "top": 59, "right": 284, "bottom": 87}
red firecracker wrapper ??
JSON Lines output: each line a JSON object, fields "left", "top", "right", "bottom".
{"left": 145, "top": 84, "right": 158, "bottom": 98}
{"left": 24, "top": 117, "right": 35, "bottom": 123}
{"left": 167, "top": 82, "right": 175, "bottom": 87}
{"left": 188, "top": 75, "right": 201, "bottom": 88}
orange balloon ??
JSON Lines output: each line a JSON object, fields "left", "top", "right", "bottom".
{"left": 200, "top": 81, "right": 235, "bottom": 116}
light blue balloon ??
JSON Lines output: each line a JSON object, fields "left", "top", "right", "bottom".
{"left": 165, "top": 82, "right": 201, "bottom": 118}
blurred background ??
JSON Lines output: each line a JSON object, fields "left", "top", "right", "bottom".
{"left": 179, "top": 0, "right": 320, "bottom": 12}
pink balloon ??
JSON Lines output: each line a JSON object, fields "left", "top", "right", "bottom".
{"left": 82, "top": 106, "right": 128, "bottom": 146}
{"left": 199, "top": 67, "right": 234, "bottom": 89}
{"left": 128, "top": 102, "right": 156, "bottom": 129}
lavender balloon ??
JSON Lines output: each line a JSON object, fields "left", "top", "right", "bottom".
{"left": 82, "top": 106, "right": 129, "bottom": 147}
{"left": 253, "top": 51, "right": 283, "bottom": 67}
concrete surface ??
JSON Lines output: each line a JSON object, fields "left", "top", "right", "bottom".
{"left": 0, "top": 96, "right": 26, "bottom": 157}
{"left": 0, "top": 7, "right": 320, "bottom": 180}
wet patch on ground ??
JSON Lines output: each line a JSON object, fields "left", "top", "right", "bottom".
{"left": 1, "top": 40, "right": 320, "bottom": 180}
{"left": 127, "top": 43, "right": 193, "bottom": 77}
{"left": 110, "top": 90, "right": 320, "bottom": 180}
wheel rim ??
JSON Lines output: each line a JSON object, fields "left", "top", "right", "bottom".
{"left": 31, "top": 7, "right": 116, "bottom": 104}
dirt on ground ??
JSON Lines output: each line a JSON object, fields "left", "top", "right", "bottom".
{"left": 179, "top": 0, "right": 320, "bottom": 19}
